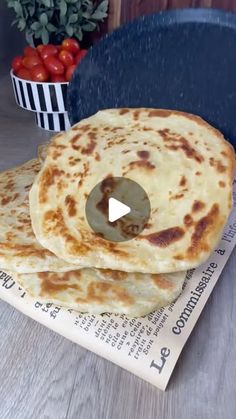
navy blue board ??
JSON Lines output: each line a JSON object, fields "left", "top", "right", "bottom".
{"left": 67, "top": 8, "right": 236, "bottom": 148}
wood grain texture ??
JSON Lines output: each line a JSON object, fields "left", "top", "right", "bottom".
{"left": 108, "top": 0, "right": 122, "bottom": 31}
{"left": 108, "top": 0, "right": 236, "bottom": 30}
{"left": 0, "top": 72, "right": 236, "bottom": 419}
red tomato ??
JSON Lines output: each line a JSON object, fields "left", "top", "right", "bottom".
{"left": 44, "top": 56, "right": 64, "bottom": 75}
{"left": 65, "top": 64, "right": 76, "bottom": 81}
{"left": 50, "top": 74, "right": 67, "bottom": 83}
{"left": 36, "top": 44, "right": 44, "bottom": 54}
{"left": 16, "top": 68, "right": 31, "bottom": 80}
{"left": 59, "top": 50, "right": 74, "bottom": 67}
{"left": 24, "top": 46, "right": 38, "bottom": 56}
{"left": 31, "top": 65, "right": 49, "bottom": 82}
{"left": 40, "top": 44, "right": 58, "bottom": 60}
{"left": 62, "top": 38, "right": 80, "bottom": 55}
{"left": 75, "top": 49, "right": 87, "bottom": 64}
{"left": 12, "top": 56, "right": 23, "bottom": 73}
{"left": 22, "top": 55, "right": 42, "bottom": 69}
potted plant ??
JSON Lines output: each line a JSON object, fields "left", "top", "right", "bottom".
{"left": 7, "top": 0, "right": 108, "bottom": 131}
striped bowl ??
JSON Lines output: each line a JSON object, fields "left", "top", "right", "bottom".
{"left": 10, "top": 70, "right": 71, "bottom": 132}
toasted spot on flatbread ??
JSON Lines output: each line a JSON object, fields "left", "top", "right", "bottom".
{"left": 151, "top": 274, "right": 172, "bottom": 289}
{"left": 179, "top": 175, "right": 187, "bottom": 187}
{"left": 65, "top": 195, "right": 77, "bottom": 217}
{"left": 219, "top": 181, "right": 226, "bottom": 188}
{"left": 209, "top": 157, "right": 226, "bottom": 173}
{"left": 184, "top": 214, "right": 194, "bottom": 227}
{"left": 101, "top": 269, "right": 128, "bottom": 281}
{"left": 126, "top": 160, "right": 155, "bottom": 170}
{"left": 137, "top": 150, "right": 150, "bottom": 159}
{"left": 187, "top": 203, "right": 220, "bottom": 258}
{"left": 192, "top": 200, "right": 206, "bottom": 213}
{"left": 170, "top": 193, "right": 184, "bottom": 200}
{"left": 39, "top": 271, "right": 81, "bottom": 296}
{"left": 145, "top": 227, "right": 185, "bottom": 247}
{"left": 148, "top": 109, "right": 172, "bottom": 118}
{"left": 119, "top": 108, "right": 129, "bottom": 115}
{"left": 39, "top": 166, "right": 64, "bottom": 204}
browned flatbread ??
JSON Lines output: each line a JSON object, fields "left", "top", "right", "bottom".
{"left": 30, "top": 108, "right": 234, "bottom": 273}
{"left": 0, "top": 159, "right": 81, "bottom": 272}
{"left": 12, "top": 268, "right": 186, "bottom": 316}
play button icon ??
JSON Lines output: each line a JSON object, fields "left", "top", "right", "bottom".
{"left": 108, "top": 198, "right": 131, "bottom": 222}
{"left": 85, "top": 176, "right": 151, "bottom": 242}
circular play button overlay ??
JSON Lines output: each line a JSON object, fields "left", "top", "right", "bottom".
{"left": 85, "top": 176, "right": 151, "bottom": 242}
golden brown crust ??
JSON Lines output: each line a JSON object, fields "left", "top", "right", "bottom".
{"left": 65, "top": 195, "right": 77, "bottom": 217}
{"left": 30, "top": 108, "right": 234, "bottom": 273}
{"left": 76, "top": 282, "right": 134, "bottom": 305}
{"left": 151, "top": 274, "right": 172, "bottom": 289}
{"left": 187, "top": 203, "right": 220, "bottom": 259}
{"left": 179, "top": 176, "right": 187, "bottom": 187}
{"left": 144, "top": 227, "right": 185, "bottom": 247}
{"left": 101, "top": 269, "right": 128, "bottom": 281}
{"left": 192, "top": 200, "right": 206, "bottom": 213}
{"left": 39, "top": 271, "right": 82, "bottom": 296}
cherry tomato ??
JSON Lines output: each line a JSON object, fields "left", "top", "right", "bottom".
{"left": 40, "top": 44, "right": 58, "bottom": 60}
{"left": 50, "top": 74, "right": 67, "bottom": 83}
{"left": 62, "top": 38, "right": 80, "bottom": 55}
{"left": 59, "top": 50, "right": 74, "bottom": 67}
{"left": 22, "top": 55, "right": 42, "bottom": 69}
{"left": 36, "top": 44, "right": 44, "bottom": 54}
{"left": 65, "top": 64, "right": 76, "bottom": 81}
{"left": 44, "top": 56, "right": 64, "bottom": 75}
{"left": 75, "top": 49, "right": 87, "bottom": 64}
{"left": 12, "top": 56, "right": 23, "bottom": 73}
{"left": 31, "top": 65, "right": 49, "bottom": 82}
{"left": 24, "top": 46, "right": 38, "bottom": 56}
{"left": 16, "top": 68, "right": 31, "bottom": 80}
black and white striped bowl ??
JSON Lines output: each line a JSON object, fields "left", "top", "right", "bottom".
{"left": 10, "top": 70, "right": 71, "bottom": 132}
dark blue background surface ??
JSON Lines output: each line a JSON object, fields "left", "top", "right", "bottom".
{"left": 68, "top": 8, "right": 236, "bottom": 147}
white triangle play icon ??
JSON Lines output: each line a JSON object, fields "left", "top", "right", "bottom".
{"left": 108, "top": 197, "right": 131, "bottom": 222}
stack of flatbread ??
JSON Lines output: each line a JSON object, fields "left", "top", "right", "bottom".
{"left": 0, "top": 109, "right": 234, "bottom": 316}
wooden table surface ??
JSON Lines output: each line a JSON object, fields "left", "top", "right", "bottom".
{"left": 0, "top": 73, "right": 236, "bottom": 419}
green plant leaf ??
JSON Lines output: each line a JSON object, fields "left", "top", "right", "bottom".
{"left": 91, "top": 10, "right": 107, "bottom": 20}
{"left": 82, "top": 0, "right": 93, "bottom": 13}
{"left": 28, "top": 5, "right": 36, "bottom": 17}
{"left": 13, "top": 2, "right": 23, "bottom": 17}
{"left": 34, "top": 29, "right": 43, "bottom": 39}
{"left": 60, "top": 0, "right": 67, "bottom": 17}
{"left": 68, "top": 14, "right": 78, "bottom": 24}
{"left": 31, "top": 21, "right": 41, "bottom": 31}
{"left": 46, "top": 23, "right": 57, "bottom": 32}
{"left": 41, "top": 27, "right": 49, "bottom": 44}
{"left": 96, "top": 0, "right": 109, "bottom": 13}
{"left": 82, "top": 21, "right": 97, "bottom": 31}
{"left": 75, "top": 27, "right": 83, "bottom": 41}
{"left": 41, "top": 0, "right": 51, "bottom": 6}
{"left": 82, "top": 12, "right": 91, "bottom": 19}
{"left": 7, "top": 0, "right": 16, "bottom": 8}
{"left": 18, "top": 18, "right": 26, "bottom": 31}
{"left": 26, "top": 30, "right": 34, "bottom": 46}
{"left": 66, "top": 25, "right": 74, "bottom": 37}
{"left": 40, "top": 12, "right": 48, "bottom": 26}
{"left": 60, "top": 13, "right": 67, "bottom": 25}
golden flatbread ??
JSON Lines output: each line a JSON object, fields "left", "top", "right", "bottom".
{"left": 13, "top": 268, "right": 186, "bottom": 316}
{"left": 30, "top": 109, "right": 234, "bottom": 273}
